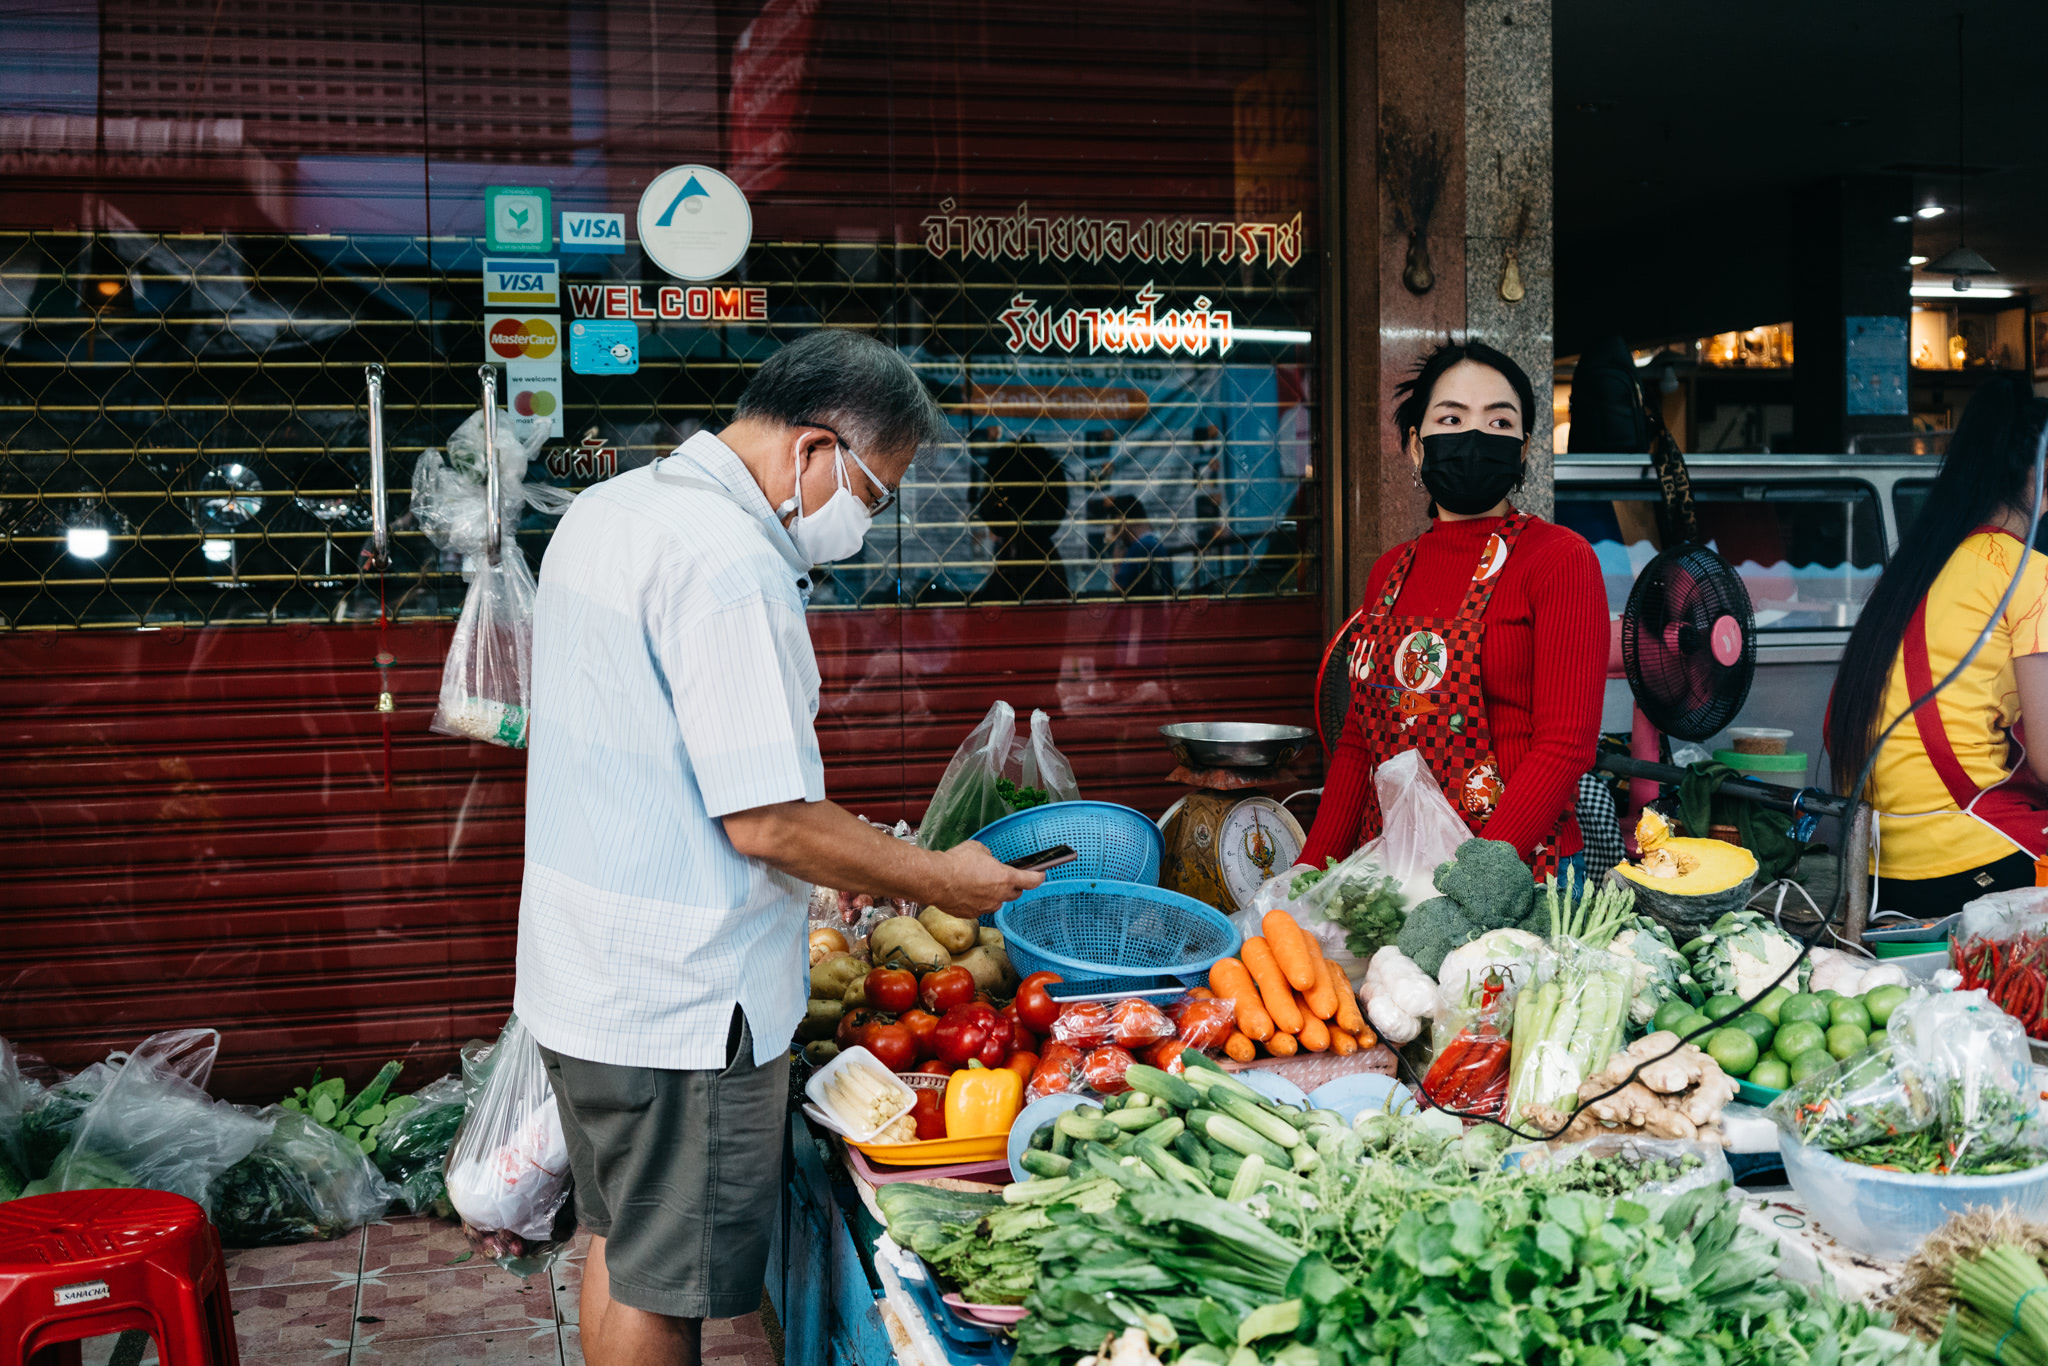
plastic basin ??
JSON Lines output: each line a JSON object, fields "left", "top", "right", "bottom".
{"left": 1778, "top": 1134, "right": 2048, "bottom": 1261}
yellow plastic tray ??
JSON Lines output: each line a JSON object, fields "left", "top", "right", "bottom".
{"left": 848, "top": 1132, "right": 1009, "bottom": 1167}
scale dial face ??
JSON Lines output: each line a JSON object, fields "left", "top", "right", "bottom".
{"left": 1216, "top": 796, "right": 1305, "bottom": 910}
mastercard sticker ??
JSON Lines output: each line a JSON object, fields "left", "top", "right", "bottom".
{"left": 484, "top": 313, "right": 561, "bottom": 362}
{"left": 504, "top": 359, "right": 564, "bottom": 440}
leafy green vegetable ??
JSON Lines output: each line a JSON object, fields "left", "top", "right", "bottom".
{"left": 278, "top": 1062, "right": 405, "bottom": 1154}
{"left": 996, "top": 775, "right": 1049, "bottom": 812}
{"left": 1317, "top": 869, "right": 1406, "bottom": 961}
{"left": 208, "top": 1109, "right": 392, "bottom": 1247}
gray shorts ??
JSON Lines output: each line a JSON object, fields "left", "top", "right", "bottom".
{"left": 538, "top": 1008, "right": 787, "bottom": 1320}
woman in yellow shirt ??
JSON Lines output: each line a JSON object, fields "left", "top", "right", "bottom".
{"left": 1828, "top": 377, "right": 2048, "bottom": 917}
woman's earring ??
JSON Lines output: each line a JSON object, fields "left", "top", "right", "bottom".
{"left": 1411, "top": 468, "right": 1426, "bottom": 491}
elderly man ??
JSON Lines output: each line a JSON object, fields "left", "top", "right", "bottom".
{"left": 515, "top": 330, "right": 1041, "bottom": 1366}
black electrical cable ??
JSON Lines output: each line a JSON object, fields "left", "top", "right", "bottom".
{"left": 1406, "top": 420, "right": 2048, "bottom": 1142}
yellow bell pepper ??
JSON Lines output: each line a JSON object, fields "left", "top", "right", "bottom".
{"left": 943, "top": 1062, "right": 1022, "bottom": 1138}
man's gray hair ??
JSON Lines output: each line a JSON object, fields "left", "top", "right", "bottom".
{"left": 733, "top": 330, "right": 951, "bottom": 460}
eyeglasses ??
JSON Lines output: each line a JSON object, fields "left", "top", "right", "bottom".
{"left": 813, "top": 426, "right": 898, "bottom": 515}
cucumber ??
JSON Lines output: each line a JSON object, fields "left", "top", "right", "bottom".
{"left": 1005, "top": 1174, "right": 1071, "bottom": 1202}
{"left": 1209, "top": 1172, "right": 1236, "bottom": 1199}
{"left": 1253, "top": 1098, "right": 1312, "bottom": 1130}
{"left": 1180, "top": 1066, "right": 1267, "bottom": 1107}
{"left": 1145, "top": 1116, "right": 1185, "bottom": 1149}
{"left": 1218, "top": 1096, "right": 1305, "bottom": 1150}
{"left": 1107, "top": 1106, "right": 1165, "bottom": 1132}
{"left": 1101, "top": 1092, "right": 1128, "bottom": 1112}
{"left": 1174, "top": 1131, "right": 1213, "bottom": 1172}
{"left": 1186, "top": 1109, "right": 1292, "bottom": 1167}
{"left": 1019, "top": 1149, "right": 1072, "bottom": 1178}
{"left": 1134, "top": 1137, "right": 1207, "bottom": 1191}
{"left": 1057, "top": 1113, "right": 1120, "bottom": 1145}
{"left": 1052, "top": 1125, "right": 1073, "bottom": 1158}
{"left": 1029, "top": 1124, "right": 1054, "bottom": 1151}
{"left": 1226, "top": 1152, "right": 1267, "bottom": 1202}
{"left": 1123, "top": 1063, "right": 1203, "bottom": 1111}
{"left": 1301, "top": 1109, "right": 1348, "bottom": 1131}
{"left": 1125, "top": 1091, "right": 1155, "bottom": 1109}
{"left": 1208, "top": 1146, "right": 1244, "bottom": 1179}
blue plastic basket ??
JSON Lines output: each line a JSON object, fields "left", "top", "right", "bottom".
{"left": 994, "top": 879, "right": 1241, "bottom": 992}
{"left": 968, "top": 801, "right": 1163, "bottom": 887}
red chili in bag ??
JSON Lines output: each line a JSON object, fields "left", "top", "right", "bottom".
{"left": 1109, "top": 998, "right": 1175, "bottom": 1048}
{"left": 1419, "top": 973, "right": 1512, "bottom": 1121}
{"left": 1167, "top": 997, "right": 1236, "bottom": 1052}
{"left": 1082, "top": 1045, "right": 1137, "bottom": 1095}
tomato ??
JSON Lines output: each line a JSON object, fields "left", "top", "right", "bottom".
{"left": 1025, "top": 1042, "right": 1083, "bottom": 1101}
{"left": 898, "top": 1008, "right": 940, "bottom": 1060}
{"left": 1004, "top": 1050, "right": 1040, "bottom": 1080}
{"left": 1049, "top": 1001, "right": 1111, "bottom": 1048}
{"left": 865, "top": 966, "right": 918, "bottom": 1014}
{"left": 933, "top": 1001, "right": 998, "bottom": 1067}
{"left": 862, "top": 1021, "right": 917, "bottom": 1073}
{"left": 1144, "top": 1040, "right": 1188, "bottom": 1073}
{"left": 910, "top": 1088, "right": 947, "bottom": 1141}
{"left": 917, "top": 1059, "right": 951, "bottom": 1076}
{"left": 976, "top": 1011, "right": 1014, "bottom": 1069}
{"left": 996, "top": 1003, "right": 1036, "bottom": 1057}
{"left": 1015, "top": 971, "right": 1064, "bottom": 1034}
{"left": 837, "top": 1007, "right": 886, "bottom": 1050}
{"left": 920, "top": 965, "right": 977, "bottom": 1014}
{"left": 1109, "top": 998, "right": 1174, "bottom": 1048}
{"left": 1082, "top": 1045, "right": 1137, "bottom": 1094}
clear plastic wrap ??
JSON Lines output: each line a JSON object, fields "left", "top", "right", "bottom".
{"left": 1503, "top": 941, "right": 1636, "bottom": 1122}
{"left": 1950, "top": 893, "right": 2048, "bottom": 1038}
{"left": 0, "top": 1038, "right": 28, "bottom": 1195}
{"left": 916, "top": 701, "right": 1019, "bottom": 851}
{"left": 1891, "top": 990, "right": 2039, "bottom": 1173}
{"left": 1167, "top": 998, "right": 1237, "bottom": 1052}
{"left": 1517, "top": 1134, "right": 1734, "bottom": 1197}
{"left": 19, "top": 1062, "right": 115, "bottom": 1182}
{"left": 1107, "top": 999, "right": 1175, "bottom": 1049}
{"left": 1419, "top": 973, "right": 1513, "bottom": 1120}
{"left": 373, "top": 1074, "right": 468, "bottom": 1216}
{"left": 445, "top": 1016, "right": 573, "bottom": 1275}
{"left": 1049, "top": 1001, "right": 1113, "bottom": 1048}
{"left": 1081, "top": 1046, "right": 1136, "bottom": 1095}
{"left": 209, "top": 1107, "right": 397, "bottom": 1247}
{"left": 26, "top": 1029, "right": 271, "bottom": 1213}
{"left": 1025, "top": 1042, "right": 1085, "bottom": 1102}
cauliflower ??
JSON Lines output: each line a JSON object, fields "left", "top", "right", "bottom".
{"left": 1435, "top": 928, "right": 1544, "bottom": 1016}
{"left": 1608, "top": 917, "right": 1704, "bottom": 1025}
{"left": 1361, "top": 946, "right": 1437, "bottom": 1045}
{"left": 1681, "top": 911, "right": 1810, "bottom": 1001}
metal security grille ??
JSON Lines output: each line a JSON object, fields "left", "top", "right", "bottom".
{"left": 0, "top": 226, "right": 1318, "bottom": 628}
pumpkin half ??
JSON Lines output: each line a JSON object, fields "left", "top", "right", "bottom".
{"left": 1612, "top": 809, "right": 1759, "bottom": 932}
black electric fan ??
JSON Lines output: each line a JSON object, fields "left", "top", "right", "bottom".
{"left": 1621, "top": 542, "right": 1757, "bottom": 742}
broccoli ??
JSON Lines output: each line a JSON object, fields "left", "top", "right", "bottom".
{"left": 1393, "top": 839, "right": 1542, "bottom": 976}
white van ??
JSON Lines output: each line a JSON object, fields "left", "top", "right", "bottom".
{"left": 1554, "top": 452, "right": 1944, "bottom": 790}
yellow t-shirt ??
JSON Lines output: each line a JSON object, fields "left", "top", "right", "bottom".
{"left": 1868, "top": 531, "right": 2048, "bottom": 879}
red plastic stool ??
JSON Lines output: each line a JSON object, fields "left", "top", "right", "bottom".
{"left": 0, "top": 1189, "right": 240, "bottom": 1366}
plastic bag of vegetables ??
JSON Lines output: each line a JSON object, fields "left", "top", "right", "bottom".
{"left": 445, "top": 1016, "right": 573, "bottom": 1275}
{"left": 209, "top": 1107, "right": 397, "bottom": 1247}
{"left": 915, "top": 702, "right": 1078, "bottom": 851}
{"left": 373, "top": 1075, "right": 468, "bottom": 1215}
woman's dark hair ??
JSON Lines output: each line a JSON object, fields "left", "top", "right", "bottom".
{"left": 1826, "top": 375, "right": 2048, "bottom": 795}
{"left": 1392, "top": 340, "right": 1539, "bottom": 446}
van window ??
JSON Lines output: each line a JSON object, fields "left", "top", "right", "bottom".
{"left": 1555, "top": 481, "right": 1884, "bottom": 630}
{"left": 1893, "top": 479, "right": 1934, "bottom": 542}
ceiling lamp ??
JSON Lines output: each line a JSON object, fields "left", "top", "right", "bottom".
{"left": 1922, "top": 13, "right": 1997, "bottom": 290}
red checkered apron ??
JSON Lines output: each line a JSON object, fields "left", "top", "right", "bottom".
{"left": 1347, "top": 512, "right": 1569, "bottom": 876}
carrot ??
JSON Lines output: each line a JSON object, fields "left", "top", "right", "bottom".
{"left": 1240, "top": 937, "right": 1305, "bottom": 1033}
{"left": 1353, "top": 1020, "right": 1378, "bottom": 1049}
{"left": 1223, "top": 1030, "right": 1256, "bottom": 1063}
{"left": 1208, "top": 957, "right": 1276, "bottom": 1041}
{"left": 1261, "top": 911, "right": 1319, "bottom": 992}
{"left": 1297, "top": 1011, "right": 1331, "bottom": 1052}
{"left": 1265, "top": 1030, "right": 1299, "bottom": 1057}
{"left": 1333, "top": 966, "right": 1368, "bottom": 1036}
{"left": 1304, "top": 944, "right": 1342, "bottom": 1020}
{"left": 1329, "top": 1027, "right": 1359, "bottom": 1056}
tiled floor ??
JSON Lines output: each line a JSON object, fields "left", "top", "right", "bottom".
{"left": 78, "top": 1217, "right": 781, "bottom": 1366}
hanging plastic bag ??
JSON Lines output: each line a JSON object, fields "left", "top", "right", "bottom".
{"left": 410, "top": 408, "right": 574, "bottom": 750}
{"left": 373, "top": 1075, "right": 469, "bottom": 1216}
{"left": 445, "top": 1016, "right": 573, "bottom": 1276}
{"left": 26, "top": 1029, "right": 271, "bottom": 1212}
{"left": 1017, "top": 709, "right": 1080, "bottom": 805}
{"left": 209, "top": 1107, "right": 398, "bottom": 1247}
{"left": 1368, "top": 750, "right": 1472, "bottom": 907}
{"left": 917, "top": 701, "right": 1020, "bottom": 850}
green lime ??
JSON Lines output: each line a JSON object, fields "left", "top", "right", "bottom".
{"left": 1755, "top": 987, "right": 1793, "bottom": 1026}
{"left": 1780, "top": 994, "right": 1833, "bottom": 1028}
{"left": 1706, "top": 1028, "right": 1760, "bottom": 1077}
{"left": 1815, "top": 988, "right": 1841, "bottom": 1001}
{"left": 1790, "top": 1049, "right": 1838, "bottom": 1084}
{"left": 1865, "top": 984, "right": 1911, "bottom": 1027}
{"left": 1826, "top": 1024, "right": 1867, "bottom": 1060}
{"left": 1731, "top": 1012, "right": 1776, "bottom": 1051}
{"left": 1654, "top": 999, "right": 1698, "bottom": 1035}
{"left": 1749, "top": 1058, "right": 1791, "bottom": 1091}
{"left": 1774, "top": 1020, "right": 1827, "bottom": 1063}
{"left": 1674, "top": 1013, "right": 1716, "bottom": 1040}
{"left": 1704, "top": 994, "right": 1748, "bottom": 1022}
{"left": 1828, "top": 998, "right": 1872, "bottom": 1033}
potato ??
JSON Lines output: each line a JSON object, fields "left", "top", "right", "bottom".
{"left": 918, "top": 905, "right": 978, "bottom": 954}
{"left": 797, "top": 998, "right": 844, "bottom": 1041}
{"left": 809, "top": 926, "right": 849, "bottom": 965}
{"left": 810, "top": 952, "right": 865, "bottom": 1000}
{"left": 802, "top": 1040, "right": 841, "bottom": 1067}
{"left": 977, "top": 926, "right": 1005, "bottom": 951}
{"left": 952, "top": 944, "right": 1015, "bottom": 996}
{"left": 869, "top": 916, "right": 950, "bottom": 973}
{"left": 841, "top": 972, "right": 870, "bottom": 1008}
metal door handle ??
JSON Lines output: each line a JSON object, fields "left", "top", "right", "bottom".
{"left": 364, "top": 363, "right": 389, "bottom": 568}
{"left": 478, "top": 364, "right": 502, "bottom": 566}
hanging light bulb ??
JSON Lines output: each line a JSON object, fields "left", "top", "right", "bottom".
{"left": 1923, "top": 14, "right": 1998, "bottom": 287}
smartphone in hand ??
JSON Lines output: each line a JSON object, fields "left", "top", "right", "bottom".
{"left": 1007, "top": 844, "right": 1078, "bottom": 873}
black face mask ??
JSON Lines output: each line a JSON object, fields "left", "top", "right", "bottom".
{"left": 1419, "top": 430, "right": 1524, "bottom": 516}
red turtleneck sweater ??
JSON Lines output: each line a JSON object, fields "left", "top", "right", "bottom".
{"left": 1300, "top": 513, "right": 1608, "bottom": 867}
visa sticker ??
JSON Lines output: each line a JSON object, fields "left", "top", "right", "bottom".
{"left": 483, "top": 258, "right": 559, "bottom": 308}
{"left": 561, "top": 211, "right": 626, "bottom": 254}
{"left": 570, "top": 320, "right": 639, "bottom": 375}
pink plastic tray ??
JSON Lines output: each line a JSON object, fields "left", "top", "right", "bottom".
{"left": 842, "top": 1139, "right": 1011, "bottom": 1186}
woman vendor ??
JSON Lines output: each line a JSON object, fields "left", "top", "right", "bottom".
{"left": 1826, "top": 376, "right": 2048, "bottom": 917}
{"left": 1298, "top": 342, "right": 1607, "bottom": 877}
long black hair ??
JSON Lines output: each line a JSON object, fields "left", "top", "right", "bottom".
{"left": 1826, "top": 375, "right": 2048, "bottom": 794}
{"left": 1392, "top": 340, "right": 1538, "bottom": 447}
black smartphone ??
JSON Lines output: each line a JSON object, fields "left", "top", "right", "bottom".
{"left": 1007, "top": 844, "right": 1078, "bottom": 873}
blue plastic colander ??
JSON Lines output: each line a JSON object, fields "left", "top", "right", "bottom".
{"left": 994, "top": 879, "right": 1241, "bottom": 992}
{"left": 968, "top": 801, "right": 1164, "bottom": 887}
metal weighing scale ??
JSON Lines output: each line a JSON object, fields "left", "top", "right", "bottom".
{"left": 1155, "top": 722, "right": 1315, "bottom": 915}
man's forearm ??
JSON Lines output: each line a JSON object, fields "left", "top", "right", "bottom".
{"left": 723, "top": 798, "right": 952, "bottom": 905}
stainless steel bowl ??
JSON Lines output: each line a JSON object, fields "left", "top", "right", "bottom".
{"left": 1159, "top": 721, "right": 1314, "bottom": 770}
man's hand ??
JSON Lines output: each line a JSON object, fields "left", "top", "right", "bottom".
{"left": 931, "top": 840, "right": 1043, "bottom": 918}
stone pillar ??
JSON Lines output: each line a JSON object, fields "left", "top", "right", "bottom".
{"left": 1463, "top": 0, "right": 1553, "bottom": 518}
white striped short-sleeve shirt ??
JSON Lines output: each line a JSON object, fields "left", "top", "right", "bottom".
{"left": 514, "top": 431, "right": 822, "bottom": 1070}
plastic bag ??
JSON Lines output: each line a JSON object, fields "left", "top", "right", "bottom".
{"left": 27, "top": 1029, "right": 271, "bottom": 1212}
{"left": 916, "top": 702, "right": 1080, "bottom": 850}
{"left": 1108, "top": 999, "right": 1175, "bottom": 1049}
{"left": 445, "top": 1016, "right": 573, "bottom": 1275}
{"left": 1419, "top": 973, "right": 1513, "bottom": 1120}
{"left": 1369, "top": 750, "right": 1472, "bottom": 907}
{"left": 1168, "top": 998, "right": 1236, "bottom": 1052}
{"left": 374, "top": 1075, "right": 468, "bottom": 1216}
{"left": 1050, "top": 1002, "right": 1113, "bottom": 1049}
{"left": 1888, "top": 990, "right": 2039, "bottom": 1172}
{"left": 1082, "top": 1046, "right": 1136, "bottom": 1095}
{"left": 411, "top": 409, "right": 573, "bottom": 751}
{"left": 0, "top": 1038, "right": 28, "bottom": 1196}
{"left": 1518, "top": 1135, "right": 1734, "bottom": 1197}
{"left": 18, "top": 1061, "right": 115, "bottom": 1182}
{"left": 1767, "top": 1040, "right": 1939, "bottom": 1154}
{"left": 1950, "top": 895, "right": 2048, "bottom": 1037}
{"left": 1026, "top": 1042, "right": 1084, "bottom": 1102}
{"left": 1018, "top": 709, "right": 1080, "bottom": 805}
{"left": 1502, "top": 941, "right": 1637, "bottom": 1119}
{"left": 209, "top": 1107, "right": 397, "bottom": 1247}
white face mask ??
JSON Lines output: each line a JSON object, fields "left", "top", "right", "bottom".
{"left": 785, "top": 443, "right": 873, "bottom": 565}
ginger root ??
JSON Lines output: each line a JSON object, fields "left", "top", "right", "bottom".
{"left": 1525, "top": 1033, "right": 1734, "bottom": 1147}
